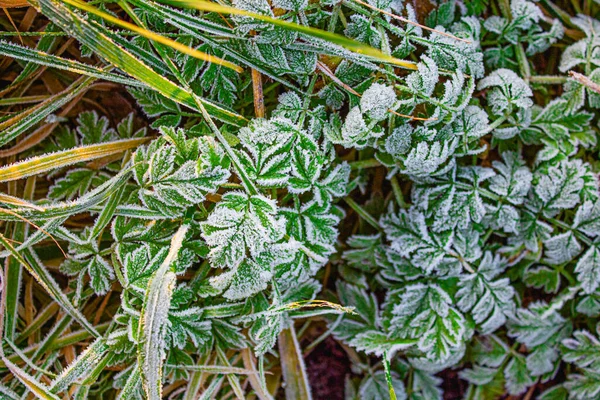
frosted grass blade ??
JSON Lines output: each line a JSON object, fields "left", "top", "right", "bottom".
{"left": 0, "top": 41, "right": 146, "bottom": 87}
{"left": 138, "top": 225, "right": 189, "bottom": 400}
{"left": 0, "top": 240, "right": 100, "bottom": 338}
{"left": 50, "top": 338, "right": 109, "bottom": 393}
{"left": 0, "top": 138, "right": 148, "bottom": 182}
{"left": 158, "top": 0, "right": 418, "bottom": 70}
{"left": 62, "top": 0, "right": 242, "bottom": 72}
{"left": 36, "top": 0, "right": 247, "bottom": 126}
{"left": 0, "top": 76, "right": 95, "bottom": 147}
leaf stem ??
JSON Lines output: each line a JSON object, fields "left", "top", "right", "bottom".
{"left": 344, "top": 197, "right": 382, "bottom": 231}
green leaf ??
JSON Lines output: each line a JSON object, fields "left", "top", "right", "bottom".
{"left": 138, "top": 225, "right": 189, "bottom": 400}
{"left": 37, "top": 0, "right": 246, "bottom": 126}
{"left": 0, "top": 137, "right": 147, "bottom": 182}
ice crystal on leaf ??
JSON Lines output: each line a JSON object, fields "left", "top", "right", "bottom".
{"left": 478, "top": 69, "right": 533, "bottom": 116}
{"left": 385, "top": 283, "right": 467, "bottom": 363}
{"left": 201, "top": 191, "right": 285, "bottom": 270}
{"left": 456, "top": 252, "right": 515, "bottom": 334}
{"left": 360, "top": 83, "right": 398, "bottom": 122}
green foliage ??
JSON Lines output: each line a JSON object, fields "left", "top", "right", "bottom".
{"left": 1, "top": 0, "right": 600, "bottom": 398}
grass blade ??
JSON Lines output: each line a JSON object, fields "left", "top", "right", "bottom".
{"left": 3, "top": 178, "right": 36, "bottom": 341}
{"left": 0, "top": 41, "right": 146, "bottom": 87}
{"left": 159, "top": 0, "right": 417, "bottom": 70}
{"left": 165, "top": 364, "right": 258, "bottom": 375}
{"left": 0, "top": 236, "right": 99, "bottom": 338}
{"left": 117, "top": 366, "right": 142, "bottom": 400}
{"left": 0, "top": 137, "right": 149, "bottom": 182}
{"left": 62, "top": 0, "right": 242, "bottom": 72}
{"left": 1, "top": 357, "right": 61, "bottom": 400}
{"left": 36, "top": 0, "right": 247, "bottom": 126}
{"left": 0, "top": 166, "right": 132, "bottom": 222}
{"left": 278, "top": 326, "right": 312, "bottom": 400}
{"left": 50, "top": 338, "right": 109, "bottom": 393}
{"left": 0, "top": 384, "right": 20, "bottom": 399}
{"left": 0, "top": 76, "right": 95, "bottom": 147}
{"left": 138, "top": 225, "right": 189, "bottom": 400}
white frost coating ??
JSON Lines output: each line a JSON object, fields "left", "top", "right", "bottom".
{"left": 360, "top": 83, "right": 398, "bottom": 122}
{"left": 138, "top": 224, "right": 189, "bottom": 400}
{"left": 201, "top": 192, "right": 284, "bottom": 270}
{"left": 341, "top": 106, "right": 368, "bottom": 144}
{"left": 510, "top": 0, "right": 543, "bottom": 30}
{"left": 456, "top": 252, "right": 515, "bottom": 334}
{"left": 406, "top": 56, "right": 439, "bottom": 96}
{"left": 50, "top": 338, "right": 108, "bottom": 392}
{"left": 543, "top": 232, "right": 582, "bottom": 265}
{"left": 385, "top": 125, "right": 412, "bottom": 157}
{"left": 455, "top": 106, "right": 489, "bottom": 139}
{"left": 535, "top": 159, "right": 585, "bottom": 211}
{"left": 575, "top": 245, "right": 600, "bottom": 294}
{"left": 271, "top": 0, "right": 307, "bottom": 11}
{"left": 388, "top": 283, "right": 466, "bottom": 362}
{"left": 403, "top": 139, "right": 457, "bottom": 178}
{"left": 573, "top": 200, "right": 600, "bottom": 237}
{"left": 489, "top": 151, "right": 532, "bottom": 205}
{"left": 559, "top": 40, "right": 589, "bottom": 72}
{"left": 477, "top": 69, "right": 533, "bottom": 116}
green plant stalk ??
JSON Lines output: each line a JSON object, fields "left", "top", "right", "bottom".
{"left": 278, "top": 326, "right": 312, "bottom": 400}
{"left": 4, "top": 177, "right": 35, "bottom": 340}
{"left": 158, "top": 0, "right": 418, "bottom": 70}
{"left": 0, "top": 137, "right": 148, "bottom": 182}
{"left": 382, "top": 352, "right": 398, "bottom": 400}
{"left": 344, "top": 197, "right": 382, "bottom": 231}
{"left": 0, "top": 75, "right": 95, "bottom": 147}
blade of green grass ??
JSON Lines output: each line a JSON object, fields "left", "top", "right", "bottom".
{"left": 0, "top": 76, "right": 95, "bottom": 147}
{"left": 0, "top": 166, "right": 132, "bottom": 222}
{"left": 165, "top": 365, "right": 258, "bottom": 375}
{"left": 138, "top": 225, "right": 189, "bottom": 400}
{"left": 0, "top": 384, "right": 20, "bottom": 399}
{"left": 3, "top": 177, "right": 36, "bottom": 342}
{"left": 0, "top": 23, "right": 61, "bottom": 96}
{"left": 278, "top": 326, "right": 312, "bottom": 400}
{"left": 36, "top": 0, "right": 247, "bottom": 126}
{"left": 158, "top": 0, "right": 418, "bottom": 70}
{"left": 382, "top": 351, "right": 398, "bottom": 400}
{"left": 0, "top": 41, "right": 147, "bottom": 87}
{"left": 62, "top": 0, "right": 242, "bottom": 72}
{"left": 0, "top": 137, "right": 149, "bottom": 182}
{"left": 116, "top": 366, "right": 142, "bottom": 400}
{"left": 1, "top": 357, "right": 61, "bottom": 400}
{"left": 0, "top": 236, "right": 99, "bottom": 338}
{"left": 50, "top": 338, "right": 110, "bottom": 393}
{"left": 215, "top": 346, "right": 246, "bottom": 400}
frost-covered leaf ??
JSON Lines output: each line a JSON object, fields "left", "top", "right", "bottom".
{"left": 385, "top": 283, "right": 467, "bottom": 362}
{"left": 535, "top": 159, "right": 587, "bottom": 214}
{"left": 573, "top": 200, "right": 600, "bottom": 237}
{"left": 456, "top": 252, "right": 515, "bottom": 333}
{"left": 236, "top": 118, "right": 296, "bottom": 187}
{"left": 201, "top": 191, "right": 285, "bottom": 270}
{"left": 489, "top": 151, "right": 532, "bottom": 205}
{"left": 504, "top": 354, "right": 534, "bottom": 395}
{"left": 478, "top": 69, "right": 533, "bottom": 116}
{"left": 381, "top": 207, "right": 453, "bottom": 273}
{"left": 543, "top": 231, "right": 582, "bottom": 265}
{"left": 575, "top": 240, "right": 600, "bottom": 294}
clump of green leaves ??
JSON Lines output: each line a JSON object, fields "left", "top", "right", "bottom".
{"left": 1, "top": 0, "right": 600, "bottom": 398}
